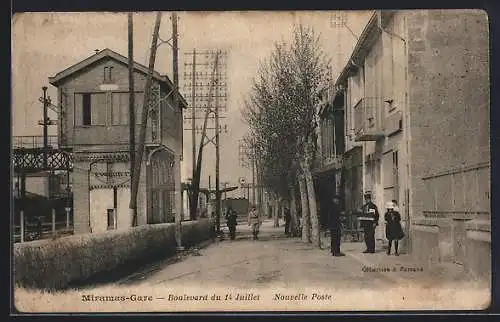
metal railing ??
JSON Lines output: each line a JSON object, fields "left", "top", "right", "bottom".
{"left": 13, "top": 135, "right": 58, "bottom": 149}
{"left": 13, "top": 221, "right": 73, "bottom": 243}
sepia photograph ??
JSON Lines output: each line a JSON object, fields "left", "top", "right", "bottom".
{"left": 11, "top": 9, "right": 491, "bottom": 313}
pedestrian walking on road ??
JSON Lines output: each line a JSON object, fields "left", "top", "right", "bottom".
{"left": 284, "top": 206, "right": 291, "bottom": 236}
{"left": 226, "top": 207, "right": 238, "bottom": 240}
{"left": 384, "top": 200, "right": 405, "bottom": 256}
{"left": 248, "top": 205, "right": 261, "bottom": 240}
{"left": 328, "top": 195, "right": 345, "bottom": 257}
{"left": 360, "top": 192, "right": 379, "bottom": 254}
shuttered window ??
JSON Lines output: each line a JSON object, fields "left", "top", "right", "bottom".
{"left": 75, "top": 92, "right": 145, "bottom": 126}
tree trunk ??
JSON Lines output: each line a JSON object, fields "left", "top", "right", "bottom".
{"left": 304, "top": 164, "right": 320, "bottom": 248}
{"left": 289, "top": 184, "right": 299, "bottom": 237}
{"left": 280, "top": 199, "right": 285, "bottom": 228}
{"left": 298, "top": 174, "right": 310, "bottom": 243}
{"left": 273, "top": 196, "right": 280, "bottom": 228}
{"left": 302, "top": 138, "right": 320, "bottom": 248}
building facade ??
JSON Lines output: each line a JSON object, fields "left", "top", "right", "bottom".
{"left": 313, "top": 89, "right": 345, "bottom": 229}
{"left": 320, "top": 10, "right": 490, "bottom": 278}
{"left": 49, "top": 48, "right": 187, "bottom": 234}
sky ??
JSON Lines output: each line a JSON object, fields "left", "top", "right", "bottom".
{"left": 11, "top": 11, "right": 372, "bottom": 198}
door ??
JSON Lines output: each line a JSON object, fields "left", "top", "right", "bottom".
{"left": 90, "top": 188, "right": 113, "bottom": 233}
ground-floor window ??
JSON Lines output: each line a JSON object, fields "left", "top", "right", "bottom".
{"left": 107, "top": 209, "right": 115, "bottom": 230}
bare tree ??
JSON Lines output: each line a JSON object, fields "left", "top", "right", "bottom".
{"left": 242, "top": 24, "right": 331, "bottom": 246}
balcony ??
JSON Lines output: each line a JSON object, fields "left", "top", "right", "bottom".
{"left": 312, "top": 154, "right": 343, "bottom": 177}
{"left": 324, "top": 155, "right": 343, "bottom": 169}
{"left": 353, "top": 98, "right": 385, "bottom": 141}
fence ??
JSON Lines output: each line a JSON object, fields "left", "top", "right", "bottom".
{"left": 421, "top": 161, "right": 490, "bottom": 265}
{"left": 13, "top": 209, "right": 73, "bottom": 243}
{"left": 13, "top": 135, "right": 58, "bottom": 149}
{"left": 421, "top": 162, "right": 490, "bottom": 218}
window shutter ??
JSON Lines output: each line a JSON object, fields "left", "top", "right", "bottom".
{"left": 91, "top": 93, "right": 107, "bottom": 125}
{"left": 74, "top": 93, "right": 83, "bottom": 126}
{"left": 120, "top": 93, "right": 129, "bottom": 125}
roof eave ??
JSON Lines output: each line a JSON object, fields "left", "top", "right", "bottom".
{"left": 334, "top": 10, "right": 395, "bottom": 87}
{"left": 48, "top": 48, "right": 188, "bottom": 109}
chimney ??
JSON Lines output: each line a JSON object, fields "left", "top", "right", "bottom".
{"left": 94, "top": 49, "right": 100, "bottom": 54}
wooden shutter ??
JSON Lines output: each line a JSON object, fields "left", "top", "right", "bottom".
{"left": 74, "top": 93, "right": 83, "bottom": 126}
{"left": 91, "top": 93, "right": 107, "bottom": 125}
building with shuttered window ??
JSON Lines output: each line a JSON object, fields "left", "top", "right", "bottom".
{"left": 49, "top": 48, "right": 188, "bottom": 234}
{"left": 318, "top": 10, "right": 490, "bottom": 280}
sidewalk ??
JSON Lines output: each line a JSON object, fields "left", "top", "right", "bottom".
{"left": 320, "top": 233, "right": 482, "bottom": 289}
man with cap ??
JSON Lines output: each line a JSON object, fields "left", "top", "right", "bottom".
{"left": 327, "top": 194, "right": 345, "bottom": 256}
{"left": 361, "top": 191, "right": 379, "bottom": 253}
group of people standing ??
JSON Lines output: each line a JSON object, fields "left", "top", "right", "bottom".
{"left": 327, "top": 191, "right": 405, "bottom": 256}
{"left": 225, "top": 191, "right": 405, "bottom": 257}
{"left": 224, "top": 205, "right": 262, "bottom": 241}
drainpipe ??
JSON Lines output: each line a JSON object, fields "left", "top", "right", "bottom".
{"left": 377, "top": 10, "right": 412, "bottom": 252}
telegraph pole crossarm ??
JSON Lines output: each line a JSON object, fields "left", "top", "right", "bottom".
{"left": 190, "top": 52, "right": 219, "bottom": 222}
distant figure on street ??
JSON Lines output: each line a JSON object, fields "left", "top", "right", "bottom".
{"left": 384, "top": 200, "right": 404, "bottom": 256}
{"left": 328, "top": 195, "right": 345, "bottom": 256}
{"left": 284, "top": 206, "right": 291, "bottom": 236}
{"left": 225, "top": 207, "right": 238, "bottom": 240}
{"left": 247, "top": 205, "right": 261, "bottom": 240}
{"left": 35, "top": 216, "right": 43, "bottom": 239}
{"left": 361, "top": 192, "right": 379, "bottom": 254}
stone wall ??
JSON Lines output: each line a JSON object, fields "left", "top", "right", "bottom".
{"left": 411, "top": 217, "right": 452, "bottom": 267}
{"left": 464, "top": 219, "right": 491, "bottom": 283}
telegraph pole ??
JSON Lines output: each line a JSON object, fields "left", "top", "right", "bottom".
{"left": 42, "top": 86, "right": 49, "bottom": 169}
{"left": 130, "top": 12, "right": 162, "bottom": 226}
{"left": 38, "top": 86, "right": 57, "bottom": 169}
{"left": 215, "top": 59, "right": 221, "bottom": 234}
{"left": 251, "top": 151, "right": 256, "bottom": 205}
{"left": 184, "top": 50, "right": 227, "bottom": 221}
{"left": 128, "top": 13, "right": 135, "bottom": 181}
{"left": 191, "top": 49, "right": 196, "bottom": 206}
{"left": 172, "top": 13, "right": 179, "bottom": 100}
{"left": 171, "top": 11, "right": 183, "bottom": 250}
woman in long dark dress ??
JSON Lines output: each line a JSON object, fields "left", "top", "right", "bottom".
{"left": 384, "top": 201, "right": 405, "bottom": 256}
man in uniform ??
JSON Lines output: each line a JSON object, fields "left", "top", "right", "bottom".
{"left": 361, "top": 192, "right": 379, "bottom": 253}
{"left": 328, "top": 195, "right": 345, "bottom": 256}
{"left": 225, "top": 206, "right": 238, "bottom": 240}
{"left": 248, "top": 205, "right": 261, "bottom": 240}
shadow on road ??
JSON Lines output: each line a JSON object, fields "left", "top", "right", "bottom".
{"left": 67, "top": 239, "right": 214, "bottom": 289}
{"left": 67, "top": 222, "right": 309, "bottom": 288}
